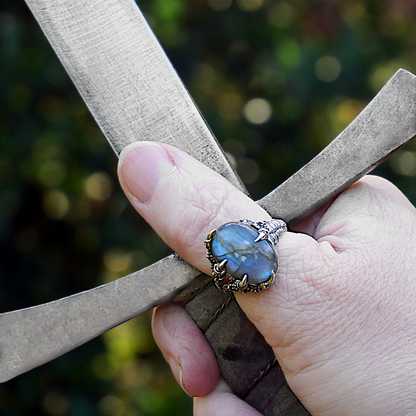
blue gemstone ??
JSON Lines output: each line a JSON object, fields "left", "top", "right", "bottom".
{"left": 211, "top": 222, "right": 277, "bottom": 285}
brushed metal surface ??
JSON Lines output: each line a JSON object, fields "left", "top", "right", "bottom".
{"left": 3, "top": 0, "right": 414, "bottom": 399}
{"left": 1, "top": 69, "right": 415, "bottom": 383}
{"left": 0, "top": 255, "right": 200, "bottom": 383}
{"left": 24, "top": 0, "right": 245, "bottom": 192}
{"left": 258, "top": 69, "right": 416, "bottom": 227}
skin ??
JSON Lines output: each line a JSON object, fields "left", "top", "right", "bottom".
{"left": 117, "top": 141, "right": 416, "bottom": 416}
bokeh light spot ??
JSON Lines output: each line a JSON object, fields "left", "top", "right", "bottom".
{"left": 117, "top": 361, "right": 150, "bottom": 390}
{"left": 391, "top": 151, "right": 416, "bottom": 177}
{"left": 378, "top": 12, "right": 406, "bottom": 39}
{"left": 223, "top": 139, "right": 246, "bottom": 160}
{"left": 84, "top": 172, "right": 113, "bottom": 201}
{"left": 153, "top": 0, "right": 185, "bottom": 21}
{"left": 267, "top": 3, "right": 294, "bottom": 28}
{"left": 42, "top": 391, "right": 69, "bottom": 416}
{"left": 218, "top": 91, "right": 244, "bottom": 121}
{"left": 343, "top": 2, "right": 366, "bottom": 28}
{"left": 104, "top": 248, "right": 132, "bottom": 272}
{"left": 38, "top": 160, "right": 66, "bottom": 187}
{"left": 333, "top": 99, "right": 364, "bottom": 132}
{"left": 192, "top": 63, "right": 222, "bottom": 94}
{"left": 237, "top": 158, "right": 260, "bottom": 184}
{"left": 369, "top": 66, "right": 396, "bottom": 92}
{"left": 0, "top": 12, "right": 17, "bottom": 36}
{"left": 237, "top": 0, "right": 263, "bottom": 12}
{"left": 97, "top": 395, "right": 124, "bottom": 416}
{"left": 369, "top": 62, "right": 409, "bottom": 92}
{"left": 103, "top": 318, "right": 155, "bottom": 370}
{"left": 208, "top": 0, "right": 232, "bottom": 11}
{"left": 315, "top": 56, "right": 341, "bottom": 82}
{"left": 276, "top": 39, "right": 301, "bottom": 70}
{"left": 92, "top": 354, "right": 117, "bottom": 380}
{"left": 33, "top": 136, "right": 62, "bottom": 161}
{"left": 43, "top": 190, "right": 69, "bottom": 220}
{"left": 243, "top": 98, "right": 272, "bottom": 124}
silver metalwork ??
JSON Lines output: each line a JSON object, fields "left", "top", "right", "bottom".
{"left": 242, "top": 219, "right": 287, "bottom": 245}
{"left": 205, "top": 219, "right": 286, "bottom": 293}
{"left": 0, "top": 0, "right": 414, "bottom": 384}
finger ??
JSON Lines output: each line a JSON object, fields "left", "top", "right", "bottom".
{"left": 153, "top": 303, "right": 269, "bottom": 413}
{"left": 118, "top": 141, "right": 318, "bottom": 274}
{"left": 152, "top": 303, "right": 220, "bottom": 397}
{"left": 118, "top": 141, "right": 324, "bottom": 342}
{"left": 309, "top": 175, "right": 416, "bottom": 255}
{"left": 118, "top": 141, "right": 274, "bottom": 273}
{"left": 194, "top": 379, "right": 263, "bottom": 416}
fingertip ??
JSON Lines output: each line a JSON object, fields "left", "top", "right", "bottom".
{"left": 152, "top": 303, "right": 220, "bottom": 397}
{"left": 194, "top": 379, "right": 264, "bottom": 416}
{"left": 118, "top": 141, "right": 178, "bottom": 205}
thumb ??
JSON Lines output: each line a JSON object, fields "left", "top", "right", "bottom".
{"left": 117, "top": 141, "right": 326, "bottom": 342}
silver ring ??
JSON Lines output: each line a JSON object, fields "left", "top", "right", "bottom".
{"left": 205, "top": 219, "right": 287, "bottom": 293}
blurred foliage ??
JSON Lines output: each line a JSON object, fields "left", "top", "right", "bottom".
{"left": 1, "top": 0, "right": 416, "bottom": 414}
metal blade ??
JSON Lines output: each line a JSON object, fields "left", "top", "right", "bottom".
{"left": 1, "top": 69, "right": 415, "bottom": 382}
{"left": 24, "top": 0, "right": 246, "bottom": 193}
{"left": 7, "top": 0, "right": 415, "bottom": 388}
{"left": 259, "top": 68, "right": 416, "bottom": 227}
{"left": 0, "top": 255, "right": 200, "bottom": 383}
{"left": 8, "top": 0, "right": 243, "bottom": 384}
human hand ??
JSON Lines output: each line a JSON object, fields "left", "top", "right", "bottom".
{"left": 118, "top": 141, "right": 416, "bottom": 416}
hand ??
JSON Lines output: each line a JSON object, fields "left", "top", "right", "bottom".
{"left": 118, "top": 141, "right": 416, "bottom": 416}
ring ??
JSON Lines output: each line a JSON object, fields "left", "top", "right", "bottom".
{"left": 205, "top": 219, "right": 287, "bottom": 293}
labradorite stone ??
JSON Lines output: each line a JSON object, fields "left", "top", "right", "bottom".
{"left": 211, "top": 223, "right": 277, "bottom": 284}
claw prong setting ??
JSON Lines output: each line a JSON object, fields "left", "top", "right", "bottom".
{"left": 205, "top": 219, "right": 286, "bottom": 293}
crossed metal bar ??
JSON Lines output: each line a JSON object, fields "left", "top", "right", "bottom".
{"left": 1, "top": 1, "right": 416, "bottom": 415}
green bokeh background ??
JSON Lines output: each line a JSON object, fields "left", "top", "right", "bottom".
{"left": 1, "top": 0, "right": 416, "bottom": 415}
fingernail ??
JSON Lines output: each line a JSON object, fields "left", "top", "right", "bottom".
{"left": 168, "top": 357, "right": 190, "bottom": 396}
{"left": 118, "top": 142, "right": 176, "bottom": 204}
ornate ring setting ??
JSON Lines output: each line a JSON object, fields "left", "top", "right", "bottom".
{"left": 205, "top": 219, "right": 287, "bottom": 293}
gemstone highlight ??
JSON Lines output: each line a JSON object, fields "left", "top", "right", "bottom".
{"left": 211, "top": 222, "right": 277, "bottom": 285}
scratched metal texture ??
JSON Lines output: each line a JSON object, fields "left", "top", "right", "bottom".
{"left": 24, "top": 0, "right": 245, "bottom": 191}
{"left": 2, "top": 0, "right": 415, "bottom": 414}
{"left": 0, "top": 255, "right": 201, "bottom": 382}
{"left": 258, "top": 69, "right": 416, "bottom": 227}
